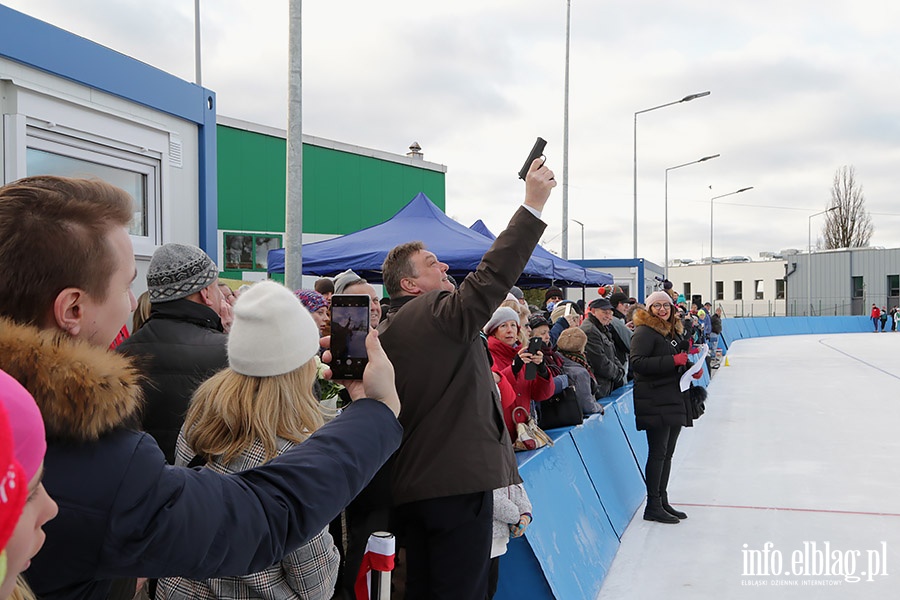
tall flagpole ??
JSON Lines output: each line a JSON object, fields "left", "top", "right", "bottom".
{"left": 193, "top": 0, "right": 202, "bottom": 85}
{"left": 561, "top": 0, "right": 571, "bottom": 259}
{"left": 285, "top": 0, "right": 303, "bottom": 289}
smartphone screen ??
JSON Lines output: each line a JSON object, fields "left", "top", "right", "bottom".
{"left": 330, "top": 294, "right": 371, "bottom": 379}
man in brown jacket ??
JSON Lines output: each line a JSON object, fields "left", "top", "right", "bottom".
{"left": 378, "top": 158, "right": 556, "bottom": 599}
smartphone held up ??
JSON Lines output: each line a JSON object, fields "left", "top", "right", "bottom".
{"left": 329, "top": 294, "right": 370, "bottom": 379}
{"left": 524, "top": 336, "right": 542, "bottom": 381}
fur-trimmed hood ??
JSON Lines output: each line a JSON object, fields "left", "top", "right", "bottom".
{"left": 0, "top": 317, "right": 142, "bottom": 442}
{"left": 632, "top": 307, "right": 684, "bottom": 338}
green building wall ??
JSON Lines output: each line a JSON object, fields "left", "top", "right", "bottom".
{"left": 216, "top": 121, "right": 446, "bottom": 280}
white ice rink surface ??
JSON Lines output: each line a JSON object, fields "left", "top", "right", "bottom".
{"left": 597, "top": 332, "right": 900, "bottom": 599}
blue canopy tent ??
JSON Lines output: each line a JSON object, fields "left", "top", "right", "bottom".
{"left": 268, "top": 192, "right": 565, "bottom": 286}
{"left": 469, "top": 219, "right": 612, "bottom": 286}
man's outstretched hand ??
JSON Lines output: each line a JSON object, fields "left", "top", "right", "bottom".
{"left": 523, "top": 157, "right": 557, "bottom": 214}
{"left": 320, "top": 329, "right": 401, "bottom": 418}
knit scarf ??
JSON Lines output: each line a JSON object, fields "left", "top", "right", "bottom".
{"left": 558, "top": 349, "right": 597, "bottom": 383}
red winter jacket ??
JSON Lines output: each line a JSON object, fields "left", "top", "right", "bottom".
{"left": 488, "top": 336, "right": 556, "bottom": 440}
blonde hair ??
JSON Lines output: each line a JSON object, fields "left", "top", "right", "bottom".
{"left": 500, "top": 299, "right": 531, "bottom": 346}
{"left": 11, "top": 577, "right": 36, "bottom": 600}
{"left": 183, "top": 359, "right": 323, "bottom": 464}
{"left": 132, "top": 290, "right": 152, "bottom": 332}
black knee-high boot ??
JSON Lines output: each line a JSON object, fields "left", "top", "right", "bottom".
{"left": 659, "top": 448, "right": 687, "bottom": 520}
{"left": 643, "top": 454, "right": 679, "bottom": 524}
{"left": 659, "top": 460, "right": 687, "bottom": 519}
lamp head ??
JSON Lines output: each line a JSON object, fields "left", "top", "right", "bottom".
{"left": 681, "top": 91, "right": 711, "bottom": 102}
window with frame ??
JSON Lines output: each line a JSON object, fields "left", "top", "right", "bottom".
{"left": 755, "top": 280, "right": 764, "bottom": 300}
{"left": 715, "top": 281, "right": 724, "bottom": 301}
{"left": 851, "top": 276, "right": 864, "bottom": 298}
{"left": 25, "top": 126, "right": 161, "bottom": 247}
{"left": 888, "top": 275, "right": 899, "bottom": 298}
{"left": 224, "top": 233, "right": 282, "bottom": 271}
{"left": 776, "top": 279, "right": 786, "bottom": 300}
{"left": 683, "top": 282, "right": 692, "bottom": 299}
{"left": 734, "top": 280, "right": 743, "bottom": 300}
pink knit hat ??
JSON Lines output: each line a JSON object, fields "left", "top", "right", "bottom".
{"left": 645, "top": 291, "right": 674, "bottom": 308}
{"left": 0, "top": 369, "right": 46, "bottom": 482}
{"left": 0, "top": 398, "right": 27, "bottom": 554}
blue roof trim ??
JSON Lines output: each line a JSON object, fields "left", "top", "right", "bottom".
{"left": 198, "top": 96, "right": 218, "bottom": 263}
{"left": 0, "top": 5, "right": 218, "bottom": 259}
{"left": 0, "top": 5, "right": 210, "bottom": 124}
{"left": 572, "top": 258, "right": 664, "bottom": 272}
{"left": 573, "top": 258, "right": 642, "bottom": 268}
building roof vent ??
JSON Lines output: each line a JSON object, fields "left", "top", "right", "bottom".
{"left": 407, "top": 142, "right": 423, "bottom": 159}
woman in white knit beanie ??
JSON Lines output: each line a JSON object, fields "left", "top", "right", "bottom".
{"left": 158, "top": 280, "right": 339, "bottom": 600}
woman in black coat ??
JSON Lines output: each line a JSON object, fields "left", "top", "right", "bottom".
{"left": 629, "top": 291, "right": 701, "bottom": 524}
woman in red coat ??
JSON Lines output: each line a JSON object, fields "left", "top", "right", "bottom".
{"left": 484, "top": 307, "right": 556, "bottom": 441}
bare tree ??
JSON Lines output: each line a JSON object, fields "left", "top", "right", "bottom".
{"left": 823, "top": 165, "right": 873, "bottom": 249}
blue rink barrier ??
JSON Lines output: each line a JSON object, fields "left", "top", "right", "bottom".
{"left": 570, "top": 412, "right": 645, "bottom": 538}
{"left": 720, "top": 316, "right": 870, "bottom": 353}
{"left": 496, "top": 318, "right": 871, "bottom": 598}
{"left": 497, "top": 384, "right": 650, "bottom": 600}
{"left": 609, "top": 390, "right": 647, "bottom": 478}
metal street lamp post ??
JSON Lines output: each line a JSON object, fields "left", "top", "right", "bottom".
{"left": 665, "top": 153, "right": 720, "bottom": 279}
{"left": 709, "top": 187, "right": 753, "bottom": 306}
{"left": 571, "top": 218, "right": 585, "bottom": 259}
{"left": 633, "top": 90, "right": 710, "bottom": 258}
{"left": 561, "top": 0, "right": 571, "bottom": 259}
{"left": 807, "top": 207, "right": 838, "bottom": 315}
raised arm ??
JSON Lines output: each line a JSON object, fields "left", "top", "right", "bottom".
{"left": 434, "top": 160, "right": 556, "bottom": 339}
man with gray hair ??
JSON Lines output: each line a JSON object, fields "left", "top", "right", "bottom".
{"left": 117, "top": 243, "right": 228, "bottom": 464}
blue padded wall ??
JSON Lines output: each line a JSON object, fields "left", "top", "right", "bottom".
{"left": 517, "top": 434, "right": 621, "bottom": 600}
{"left": 570, "top": 413, "right": 645, "bottom": 538}
{"left": 494, "top": 536, "right": 555, "bottom": 600}
{"left": 610, "top": 392, "right": 648, "bottom": 477}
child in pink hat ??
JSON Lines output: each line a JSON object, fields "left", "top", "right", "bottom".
{"left": 0, "top": 369, "right": 57, "bottom": 600}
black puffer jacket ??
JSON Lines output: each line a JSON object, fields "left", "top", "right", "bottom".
{"left": 580, "top": 314, "right": 625, "bottom": 398}
{"left": 117, "top": 299, "right": 227, "bottom": 463}
{"left": 629, "top": 308, "right": 692, "bottom": 430}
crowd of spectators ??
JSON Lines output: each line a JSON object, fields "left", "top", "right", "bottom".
{"left": 0, "top": 163, "right": 723, "bottom": 599}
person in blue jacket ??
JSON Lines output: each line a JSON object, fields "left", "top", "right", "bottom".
{"left": 0, "top": 176, "right": 403, "bottom": 600}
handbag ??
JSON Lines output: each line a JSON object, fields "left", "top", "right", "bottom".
{"left": 687, "top": 384, "right": 707, "bottom": 420}
{"left": 537, "top": 386, "right": 584, "bottom": 430}
{"left": 512, "top": 406, "right": 553, "bottom": 452}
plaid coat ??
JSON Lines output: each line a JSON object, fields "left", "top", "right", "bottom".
{"left": 157, "top": 434, "right": 339, "bottom": 600}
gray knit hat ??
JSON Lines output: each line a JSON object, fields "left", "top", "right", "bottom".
{"left": 147, "top": 243, "right": 218, "bottom": 303}
{"left": 483, "top": 306, "right": 521, "bottom": 335}
{"left": 333, "top": 269, "right": 366, "bottom": 295}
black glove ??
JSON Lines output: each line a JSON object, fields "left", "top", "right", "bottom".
{"left": 511, "top": 355, "right": 525, "bottom": 377}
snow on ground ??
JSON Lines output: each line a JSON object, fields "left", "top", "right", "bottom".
{"left": 597, "top": 332, "right": 900, "bottom": 599}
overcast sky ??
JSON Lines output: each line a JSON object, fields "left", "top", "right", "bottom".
{"left": 6, "top": 0, "right": 900, "bottom": 266}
